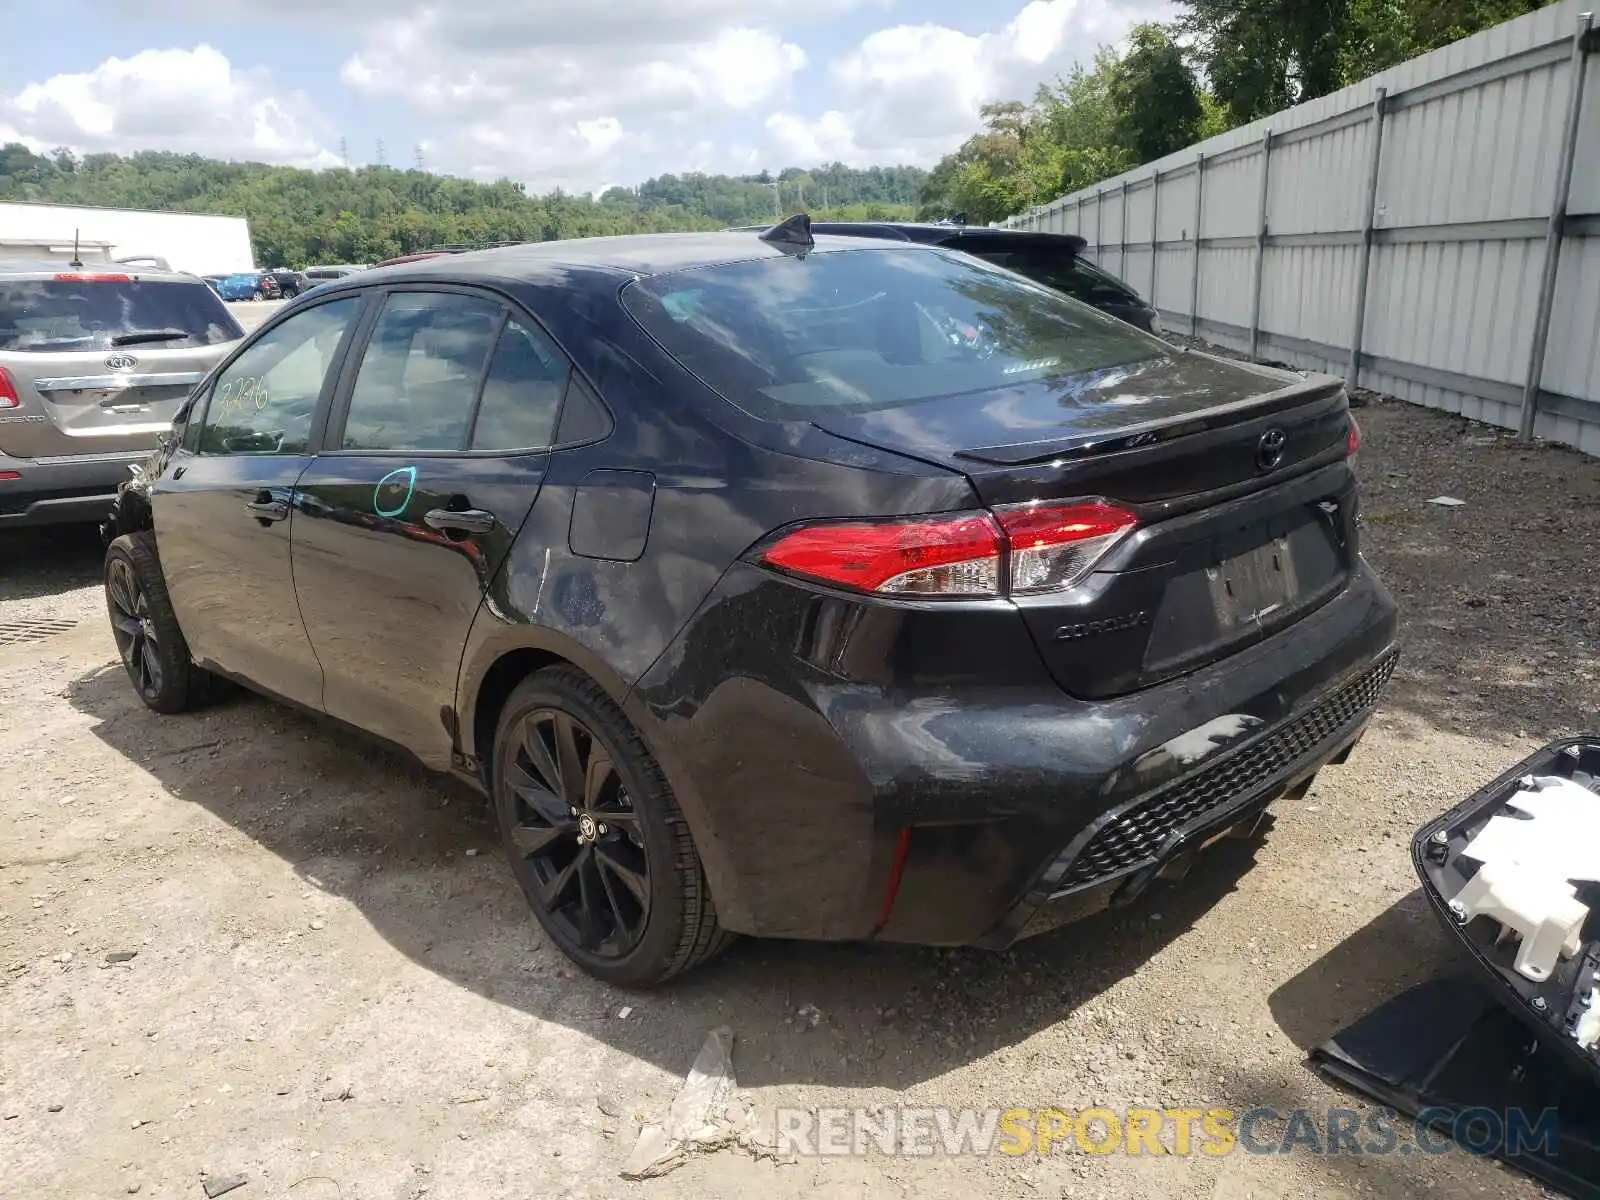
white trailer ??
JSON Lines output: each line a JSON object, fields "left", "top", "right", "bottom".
{"left": 0, "top": 202, "right": 254, "bottom": 275}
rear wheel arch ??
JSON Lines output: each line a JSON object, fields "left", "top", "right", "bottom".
{"left": 460, "top": 628, "right": 750, "bottom": 933}
{"left": 462, "top": 632, "right": 633, "bottom": 780}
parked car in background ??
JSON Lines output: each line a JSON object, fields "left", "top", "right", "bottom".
{"left": 372, "top": 243, "right": 525, "bottom": 269}
{"left": 215, "top": 273, "right": 267, "bottom": 302}
{"left": 788, "top": 222, "right": 1162, "bottom": 333}
{"left": 100, "top": 220, "right": 1394, "bottom": 985}
{"left": 264, "top": 269, "right": 306, "bottom": 298}
{"left": 0, "top": 262, "right": 242, "bottom": 526}
{"left": 301, "top": 265, "right": 365, "bottom": 283}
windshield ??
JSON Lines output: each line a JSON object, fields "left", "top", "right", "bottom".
{"left": 621, "top": 247, "right": 1168, "bottom": 419}
{"left": 966, "top": 246, "right": 1137, "bottom": 306}
{"left": 0, "top": 278, "right": 243, "bottom": 352}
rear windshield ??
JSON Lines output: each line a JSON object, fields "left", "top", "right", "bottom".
{"left": 621, "top": 247, "right": 1167, "bottom": 418}
{"left": 0, "top": 277, "right": 243, "bottom": 353}
{"left": 966, "top": 246, "right": 1138, "bottom": 306}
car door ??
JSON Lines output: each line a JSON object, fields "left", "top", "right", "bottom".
{"left": 291, "top": 287, "right": 566, "bottom": 765}
{"left": 151, "top": 294, "right": 367, "bottom": 707}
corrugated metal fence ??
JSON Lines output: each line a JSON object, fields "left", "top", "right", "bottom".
{"left": 1004, "top": 1, "right": 1600, "bottom": 455}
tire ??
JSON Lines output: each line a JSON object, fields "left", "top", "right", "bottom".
{"left": 104, "top": 532, "right": 232, "bottom": 714}
{"left": 490, "top": 665, "right": 733, "bottom": 986}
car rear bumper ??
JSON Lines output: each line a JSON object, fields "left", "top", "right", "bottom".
{"left": 0, "top": 451, "right": 144, "bottom": 527}
{"left": 629, "top": 555, "right": 1400, "bottom": 945}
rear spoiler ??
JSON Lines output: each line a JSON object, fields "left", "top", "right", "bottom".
{"left": 954, "top": 369, "right": 1346, "bottom": 467}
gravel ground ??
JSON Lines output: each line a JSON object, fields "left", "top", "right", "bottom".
{"left": 1, "top": 397, "right": 1596, "bottom": 1200}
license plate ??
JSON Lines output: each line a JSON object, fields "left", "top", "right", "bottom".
{"left": 1205, "top": 535, "right": 1301, "bottom": 631}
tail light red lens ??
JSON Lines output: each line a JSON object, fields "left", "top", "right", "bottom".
{"left": 1347, "top": 415, "right": 1362, "bottom": 457}
{"left": 759, "top": 499, "right": 1138, "bottom": 599}
{"left": 994, "top": 501, "right": 1140, "bottom": 595}
{"left": 760, "top": 511, "right": 1003, "bottom": 597}
{"left": 0, "top": 367, "right": 19, "bottom": 409}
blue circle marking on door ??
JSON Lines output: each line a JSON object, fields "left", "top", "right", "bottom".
{"left": 373, "top": 466, "right": 417, "bottom": 518}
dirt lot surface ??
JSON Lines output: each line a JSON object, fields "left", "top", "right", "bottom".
{"left": 2, "top": 398, "right": 1596, "bottom": 1200}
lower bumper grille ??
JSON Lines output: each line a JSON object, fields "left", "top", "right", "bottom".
{"left": 1058, "top": 651, "right": 1399, "bottom": 890}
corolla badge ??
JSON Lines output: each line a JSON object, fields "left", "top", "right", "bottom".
{"left": 104, "top": 353, "right": 139, "bottom": 372}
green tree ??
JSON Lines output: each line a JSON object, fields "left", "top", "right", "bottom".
{"left": 1110, "top": 25, "right": 1204, "bottom": 163}
{"left": 0, "top": 146, "right": 925, "bottom": 266}
{"left": 1181, "top": 0, "right": 1557, "bottom": 121}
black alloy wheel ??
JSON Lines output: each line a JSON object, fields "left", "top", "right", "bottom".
{"left": 107, "top": 555, "right": 162, "bottom": 701}
{"left": 491, "top": 667, "right": 732, "bottom": 986}
{"left": 505, "top": 707, "right": 651, "bottom": 959}
{"left": 103, "top": 531, "right": 231, "bottom": 714}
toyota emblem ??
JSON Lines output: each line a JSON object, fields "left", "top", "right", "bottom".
{"left": 1256, "top": 428, "right": 1287, "bottom": 472}
{"left": 104, "top": 353, "right": 139, "bottom": 372}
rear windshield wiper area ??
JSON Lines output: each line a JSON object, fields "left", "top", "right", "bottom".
{"left": 111, "top": 328, "right": 194, "bottom": 347}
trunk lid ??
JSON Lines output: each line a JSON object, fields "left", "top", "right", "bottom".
{"left": 812, "top": 352, "right": 1360, "bottom": 699}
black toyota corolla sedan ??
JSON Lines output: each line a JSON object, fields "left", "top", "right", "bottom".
{"left": 101, "top": 217, "right": 1398, "bottom": 985}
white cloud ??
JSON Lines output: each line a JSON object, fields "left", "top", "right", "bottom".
{"left": 766, "top": 0, "right": 1174, "bottom": 168}
{"left": 0, "top": 45, "right": 338, "bottom": 169}
{"left": 338, "top": 9, "right": 811, "bottom": 191}
{"left": 42, "top": 0, "right": 1167, "bottom": 192}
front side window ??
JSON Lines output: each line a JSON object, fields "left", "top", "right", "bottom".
{"left": 198, "top": 298, "right": 361, "bottom": 455}
{"left": 341, "top": 292, "right": 503, "bottom": 452}
{"left": 621, "top": 247, "right": 1166, "bottom": 420}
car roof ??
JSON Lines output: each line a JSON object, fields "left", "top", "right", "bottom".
{"left": 307, "top": 230, "right": 922, "bottom": 294}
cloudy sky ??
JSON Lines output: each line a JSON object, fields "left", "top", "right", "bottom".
{"left": 0, "top": 0, "right": 1172, "bottom": 195}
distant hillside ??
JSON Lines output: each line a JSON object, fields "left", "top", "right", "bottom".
{"left": 0, "top": 144, "right": 924, "bottom": 268}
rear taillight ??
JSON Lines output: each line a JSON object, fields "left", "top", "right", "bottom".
{"left": 0, "top": 367, "right": 19, "bottom": 409}
{"left": 761, "top": 511, "right": 1003, "bottom": 597}
{"left": 994, "top": 501, "right": 1139, "bottom": 595}
{"left": 759, "top": 499, "right": 1138, "bottom": 599}
{"left": 1347, "top": 415, "right": 1361, "bottom": 457}
{"left": 54, "top": 272, "right": 132, "bottom": 283}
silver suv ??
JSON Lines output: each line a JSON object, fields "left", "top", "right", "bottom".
{"left": 0, "top": 263, "right": 243, "bottom": 526}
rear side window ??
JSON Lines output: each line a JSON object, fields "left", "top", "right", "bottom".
{"left": 341, "top": 292, "right": 503, "bottom": 452}
{"left": 0, "top": 277, "right": 243, "bottom": 352}
{"left": 622, "top": 247, "right": 1166, "bottom": 419}
{"left": 470, "top": 318, "right": 570, "bottom": 451}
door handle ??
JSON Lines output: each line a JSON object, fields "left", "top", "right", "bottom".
{"left": 423, "top": 507, "right": 496, "bottom": 535}
{"left": 245, "top": 491, "right": 290, "bottom": 523}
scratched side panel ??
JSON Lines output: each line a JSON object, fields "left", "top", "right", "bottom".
{"left": 453, "top": 280, "right": 974, "bottom": 731}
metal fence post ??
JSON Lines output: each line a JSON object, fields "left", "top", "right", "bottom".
{"left": 1347, "top": 87, "right": 1389, "bottom": 392}
{"left": 1519, "top": 11, "right": 1593, "bottom": 439}
{"left": 1248, "top": 130, "right": 1274, "bottom": 359}
{"left": 1190, "top": 154, "right": 1205, "bottom": 336}
{"left": 1094, "top": 189, "right": 1102, "bottom": 254}
{"left": 1119, "top": 179, "right": 1129, "bottom": 276}
{"left": 1150, "top": 170, "right": 1161, "bottom": 311}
